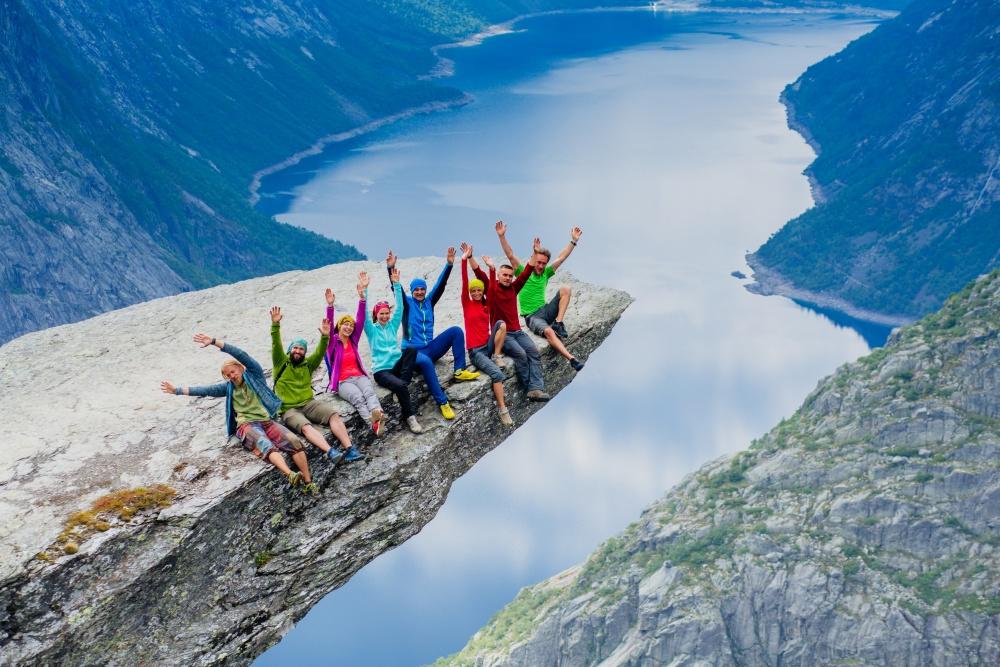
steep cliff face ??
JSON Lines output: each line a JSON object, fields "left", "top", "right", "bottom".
{"left": 436, "top": 270, "right": 1000, "bottom": 666}
{"left": 748, "top": 0, "right": 1000, "bottom": 324}
{"left": 0, "top": 256, "right": 630, "bottom": 666}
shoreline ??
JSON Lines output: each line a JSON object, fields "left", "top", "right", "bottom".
{"left": 251, "top": 3, "right": 895, "bottom": 207}
{"left": 745, "top": 253, "right": 912, "bottom": 328}
{"left": 779, "top": 87, "right": 829, "bottom": 205}
{"left": 247, "top": 95, "right": 473, "bottom": 205}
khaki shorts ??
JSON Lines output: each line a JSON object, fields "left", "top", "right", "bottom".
{"left": 281, "top": 398, "right": 341, "bottom": 435}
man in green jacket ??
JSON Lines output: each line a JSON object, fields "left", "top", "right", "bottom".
{"left": 270, "top": 306, "right": 362, "bottom": 464}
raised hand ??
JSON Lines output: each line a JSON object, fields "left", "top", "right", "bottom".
{"left": 160, "top": 381, "right": 176, "bottom": 395}
{"left": 481, "top": 255, "right": 495, "bottom": 270}
{"left": 319, "top": 318, "right": 331, "bottom": 337}
{"left": 390, "top": 267, "right": 400, "bottom": 284}
{"left": 571, "top": 226, "right": 583, "bottom": 242}
{"left": 270, "top": 306, "right": 282, "bottom": 323}
{"left": 325, "top": 288, "right": 335, "bottom": 306}
{"left": 386, "top": 249, "right": 397, "bottom": 268}
{"left": 446, "top": 246, "right": 456, "bottom": 265}
{"left": 495, "top": 220, "right": 507, "bottom": 237}
{"left": 193, "top": 333, "right": 214, "bottom": 348}
{"left": 533, "top": 237, "right": 542, "bottom": 253}
{"left": 460, "top": 242, "right": 473, "bottom": 260}
{"left": 358, "top": 271, "right": 370, "bottom": 289}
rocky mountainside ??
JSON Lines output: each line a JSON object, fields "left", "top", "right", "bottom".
{"left": 1, "top": 0, "right": 643, "bottom": 345}
{"left": 748, "top": 0, "right": 999, "bottom": 325}
{"left": 436, "top": 269, "right": 1000, "bottom": 666}
{"left": 0, "top": 256, "right": 630, "bottom": 666}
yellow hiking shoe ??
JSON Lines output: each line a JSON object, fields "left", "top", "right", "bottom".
{"left": 453, "top": 368, "right": 480, "bottom": 381}
{"left": 439, "top": 402, "right": 456, "bottom": 420}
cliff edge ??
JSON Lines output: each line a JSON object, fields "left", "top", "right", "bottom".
{"left": 0, "top": 257, "right": 631, "bottom": 666}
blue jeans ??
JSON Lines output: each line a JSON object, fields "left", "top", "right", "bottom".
{"left": 503, "top": 329, "right": 544, "bottom": 392}
{"left": 410, "top": 326, "right": 467, "bottom": 405}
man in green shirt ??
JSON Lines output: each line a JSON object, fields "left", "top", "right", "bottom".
{"left": 496, "top": 221, "right": 585, "bottom": 372}
{"left": 270, "top": 306, "right": 362, "bottom": 464}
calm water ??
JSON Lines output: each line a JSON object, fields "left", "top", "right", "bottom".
{"left": 255, "top": 9, "right": 882, "bottom": 666}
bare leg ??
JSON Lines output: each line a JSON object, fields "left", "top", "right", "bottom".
{"left": 492, "top": 381, "right": 507, "bottom": 410}
{"left": 493, "top": 321, "right": 507, "bottom": 358}
{"left": 554, "top": 286, "right": 572, "bottom": 323}
{"left": 291, "top": 451, "right": 312, "bottom": 483}
{"left": 300, "top": 424, "right": 332, "bottom": 453}
{"left": 544, "top": 327, "right": 576, "bottom": 361}
{"left": 266, "top": 451, "right": 293, "bottom": 475}
{"left": 326, "top": 414, "right": 352, "bottom": 449}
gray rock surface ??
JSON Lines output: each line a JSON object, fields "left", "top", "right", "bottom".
{"left": 435, "top": 270, "right": 1000, "bottom": 667}
{"left": 0, "top": 256, "right": 631, "bottom": 666}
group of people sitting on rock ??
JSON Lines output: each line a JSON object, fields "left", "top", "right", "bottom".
{"left": 161, "top": 222, "right": 584, "bottom": 493}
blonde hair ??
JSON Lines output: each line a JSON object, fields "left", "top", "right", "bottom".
{"left": 220, "top": 359, "right": 245, "bottom": 377}
{"left": 336, "top": 314, "right": 355, "bottom": 332}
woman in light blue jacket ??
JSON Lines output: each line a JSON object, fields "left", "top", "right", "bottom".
{"left": 362, "top": 268, "right": 422, "bottom": 434}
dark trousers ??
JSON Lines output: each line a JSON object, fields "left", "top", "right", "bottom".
{"left": 374, "top": 350, "right": 417, "bottom": 418}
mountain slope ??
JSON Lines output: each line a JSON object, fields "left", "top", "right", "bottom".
{"left": 0, "top": 0, "right": 637, "bottom": 345}
{"left": 436, "top": 269, "right": 1000, "bottom": 666}
{"left": 748, "top": 0, "right": 1000, "bottom": 324}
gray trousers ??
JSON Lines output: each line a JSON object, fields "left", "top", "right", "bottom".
{"left": 337, "top": 375, "right": 382, "bottom": 420}
{"left": 503, "top": 329, "right": 544, "bottom": 392}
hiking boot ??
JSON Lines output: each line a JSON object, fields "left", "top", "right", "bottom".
{"left": 569, "top": 358, "right": 584, "bottom": 372}
{"left": 526, "top": 390, "right": 551, "bottom": 402}
{"left": 498, "top": 407, "right": 514, "bottom": 427}
{"left": 552, "top": 321, "right": 569, "bottom": 340}
{"left": 371, "top": 409, "right": 385, "bottom": 436}
{"left": 439, "top": 402, "right": 456, "bottom": 420}
{"left": 453, "top": 368, "right": 480, "bottom": 381}
{"left": 286, "top": 471, "right": 303, "bottom": 487}
{"left": 343, "top": 446, "right": 365, "bottom": 463}
{"left": 406, "top": 415, "right": 423, "bottom": 434}
{"left": 327, "top": 448, "right": 345, "bottom": 465}
{"left": 301, "top": 482, "right": 318, "bottom": 496}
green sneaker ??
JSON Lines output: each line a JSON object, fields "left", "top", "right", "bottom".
{"left": 286, "top": 471, "right": 302, "bottom": 487}
{"left": 301, "top": 482, "right": 318, "bottom": 496}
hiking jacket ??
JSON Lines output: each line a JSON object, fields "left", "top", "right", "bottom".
{"left": 324, "top": 299, "right": 368, "bottom": 392}
{"left": 270, "top": 323, "right": 329, "bottom": 412}
{"left": 389, "top": 261, "right": 452, "bottom": 350}
{"left": 185, "top": 343, "right": 281, "bottom": 437}
{"left": 363, "top": 283, "right": 405, "bottom": 372}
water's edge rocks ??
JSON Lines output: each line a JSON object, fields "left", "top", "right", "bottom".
{"left": 0, "top": 257, "right": 631, "bottom": 666}
{"left": 436, "top": 271, "right": 1000, "bottom": 666}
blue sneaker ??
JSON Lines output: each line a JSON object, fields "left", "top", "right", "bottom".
{"left": 327, "top": 448, "right": 345, "bottom": 465}
{"left": 343, "top": 446, "right": 365, "bottom": 463}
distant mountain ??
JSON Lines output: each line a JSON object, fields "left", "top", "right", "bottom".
{"left": 748, "top": 0, "right": 999, "bottom": 325}
{"left": 436, "top": 268, "right": 1000, "bottom": 666}
{"left": 0, "top": 0, "right": 635, "bottom": 344}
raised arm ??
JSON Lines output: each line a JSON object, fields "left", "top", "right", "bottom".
{"left": 429, "top": 247, "right": 455, "bottom": 307}
{"left": 353, "top": 272, "right": 368, "bottom": 343}
{"left": 270, "top": 306, "right": 286, "bottom": 368}
{"left": 192, "top": 332, "right": 263, "bottom": 376}
{"left": 460, "top": 243, "right": 473, "bottom": 305}
{"left": 306, "top": 318, "right": 331, "bottom": 372}
{"left": 389, "top": 272, "right": 404, "bottom": 331}
{"left": 548, "top": 226, "right": 583, "bottom": 272}
{"left": 495, "top": 220, "right": 521, "bottom": 268}
{"left": 324, "top": 288, "right": 336, "bottom": 328}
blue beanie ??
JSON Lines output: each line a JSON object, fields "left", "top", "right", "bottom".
{"left": 287, "top": 338, "right": 308, "bottom": 354}
{"left": 410, "top": 278, "right": 427, "bottom": 292}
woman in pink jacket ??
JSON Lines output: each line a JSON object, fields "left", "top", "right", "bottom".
{"left": 324, "top": 274, "right": 386, "bottom": 437}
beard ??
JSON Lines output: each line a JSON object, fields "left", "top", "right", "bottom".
{"left": 290, "top": 351, "right": 306, "bottom": 364}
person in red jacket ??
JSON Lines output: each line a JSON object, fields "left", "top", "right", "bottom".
{"left": 459, "top": 242, "right": 513, "bottom": 426}
{"left": 481, "top": 250, "right": 549, "bottom": 402}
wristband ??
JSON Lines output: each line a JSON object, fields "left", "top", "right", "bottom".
{"left": 570, "top": 240, "right": 578, "bottom": 246}
{"left": 211, "top": 338, "right": 216, "bottom": 346}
